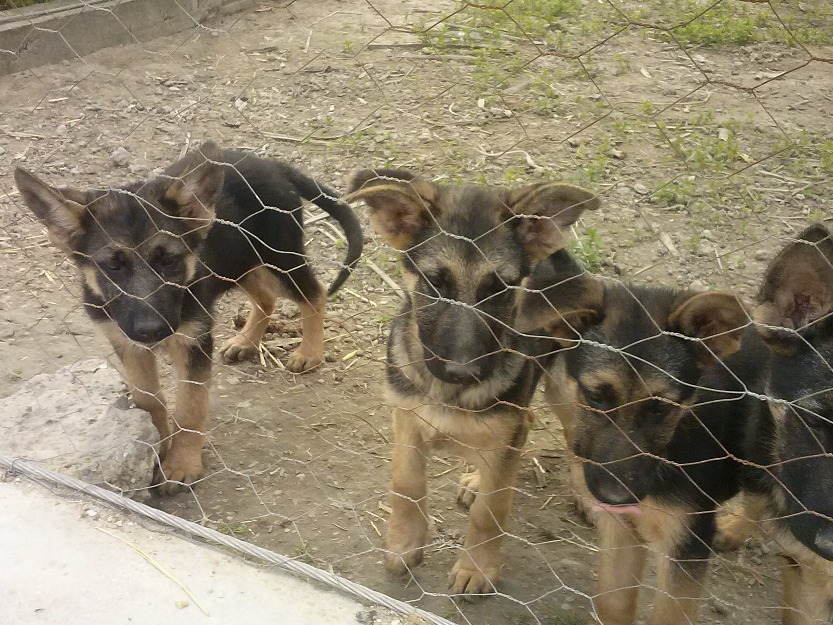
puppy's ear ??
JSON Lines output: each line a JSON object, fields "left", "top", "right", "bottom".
{"left": 161, "top": 140, "right": 225, "bottom": 227}
{"left": 516, "top": 250, "right": 604, "bottom": 345}
{"left": 754, "top": 224, "right": 833, "bottom": 351}
{"left": 669, "top": 290, "right": 749, "bottom": 364}
{"left": 14, "top": 167, "right": 90, "bottom": 253}
{"left": 345, "top": 168, "right": 439, "bottom": 250}
{"left": 506, "top": 183, "right": 600, "bottom": 261}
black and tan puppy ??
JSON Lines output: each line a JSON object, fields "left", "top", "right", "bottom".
{"left": 14, "top": 142, "right": 362, "bottom": 494}
{"left": 518, "top": 250, "right": 748, "bottom": 624}
{"left": 711, "top": 224, "right": 833, "bottom": 625}
{"left": 345, "top": 169, "right": 598, "bottom": 596}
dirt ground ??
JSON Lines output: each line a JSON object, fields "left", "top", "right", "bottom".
{"left": 1, "top": 1, "right": 831, "bottom": 623}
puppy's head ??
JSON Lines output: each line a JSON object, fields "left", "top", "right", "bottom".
{"left": 519, "top": 254, "right": 747, "bottom": 507}
{"left": 15, "top": 141, "right": 225, "bottom": 344}
{"left": 754, "top": 224, "right": 833, "bottom": 559}
{"left": 346, "top": 168, "right": 598, "bottom": 385}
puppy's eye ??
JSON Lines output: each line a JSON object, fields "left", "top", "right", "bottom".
{"left": 647, "top": 398, "right": 674, "bottom": 418}
{"left": 477, "top": 274, "right": 507, "bottom": 301}
{"left": 581, "top": 386, "right": 607, "bottom": 408}
{"left": 103, "top": 252, "right": 126, "bottom": 272}
{"left": 157, "top": 254, "right": 179, "bottom": 268}
{"left": 424, "top": 270, "right": 454, "bottom": 298}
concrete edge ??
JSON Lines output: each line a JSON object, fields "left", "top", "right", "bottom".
{"left": 0, "top": 0, "right": 256, "bottom": 76}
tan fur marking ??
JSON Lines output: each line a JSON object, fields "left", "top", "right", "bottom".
{"left": 183, "top": 254, "right": 198, "bottom": 282}
{"left": 82, "top": 266, "right": 105, "bottom": 299}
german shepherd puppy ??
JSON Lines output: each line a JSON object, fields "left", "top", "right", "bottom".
{"left": 14, "top": 141, "right": 362, "bottom": 494}
{"left": 517, "top": 250, "right": 748, "bottom": 624}
{"left": 345, "top": 169, "right": 598, "bottom": 596}
{"left": 710, "top": 224, "right": 833, "bottom": 624}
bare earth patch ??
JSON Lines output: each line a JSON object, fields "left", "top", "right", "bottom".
{"left": 0, "top": 1, "right": 831, "bottom": 623}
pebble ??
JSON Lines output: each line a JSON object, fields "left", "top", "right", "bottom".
{"left": 754, "top": 249, "right": 769, "bottom": 261}
{"left": 111, "top": 146, "right": 131, "bottom": 168}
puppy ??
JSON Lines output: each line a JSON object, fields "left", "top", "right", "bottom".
{"left": 345, "top": 169, "right": 598, "bottom": 596}
{"left": 518, "top": 249, "right": 748, "bottom": 624}
{"left": 14, "top": 141, "right": 362, "bottom": 493}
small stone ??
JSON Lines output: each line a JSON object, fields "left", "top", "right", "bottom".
{"left": 754, "top": 249, "right": 769, "bottom": 261}
{"left": 633, "top": 183, "right": 649, "bottom": 195}
{"left": 356, "top": 609, "right": 376, "bottom": 624}
{"left": 689, "top": 279, "right": 706, "bottom": 291}
{"left": 55, "top": 124, "right": 68, "bottom": 136}
{"left": 111, "top": 146, "right": 131, "bottom": 168}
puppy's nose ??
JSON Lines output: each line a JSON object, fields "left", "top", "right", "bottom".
{"left": 593, "top": 480, "right": 640, "bottom": 506}
{"left": 442, "top": 361, "right": 483, "bottom": 383}
{"left": 132, "top": 318, "right": 171, "bottom": 343}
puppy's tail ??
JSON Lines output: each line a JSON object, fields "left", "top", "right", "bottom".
{"left": 290, "top": 170, "right": 363, "bottom": 296}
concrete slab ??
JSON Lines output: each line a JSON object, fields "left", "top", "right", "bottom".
{"left": 0, "top": 479, "right": 399, "bottom": 625}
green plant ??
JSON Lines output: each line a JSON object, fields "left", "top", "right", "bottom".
{"left": 569, "top": 227, "right": 605, "bottom": 271}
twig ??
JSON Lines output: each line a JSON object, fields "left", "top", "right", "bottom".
{"left": 259, "top": 132, "right": 329, "bottom": 145}
{"left": 366, "top": 259, "right": 406, "bottom": 300}
{"left": 343, "top": 288, "right": 377, "bottom": 307}
{"left": 758, "top": 169, "right": 810, "bottom": 185}
{"left": 96, "top": 527, "right": 210, "bottom": 615}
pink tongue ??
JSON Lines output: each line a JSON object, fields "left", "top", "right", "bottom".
{"left": 592, "top": 503, "right": 642, "bottom": 515}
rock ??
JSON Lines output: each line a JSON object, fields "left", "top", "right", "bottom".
{"left": 110, "top": 146, "right": 131, "bottom": 168}
{"left": 0, "top": 359, "right": 158, "bottom": 490}
{"left": 754, "top": 249, "right": 769, "bottom": 261}
{"left": 633, "top": 182, "right": 649, "bottom": 195}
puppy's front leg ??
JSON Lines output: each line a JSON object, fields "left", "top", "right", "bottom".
{"left": 595, "top": 513, "right": 647, "bottom": 625}
{"left": 449, "top": 413, "right": 530, "bottom": 596}
{"left": 111, "top": 335, "right": 171, "bottom": 452}
{"left": 155, "top": 331, "right": 212, "bottom": 495}
{"left": 386, "top": 407, "right": 430, "bottom": 575}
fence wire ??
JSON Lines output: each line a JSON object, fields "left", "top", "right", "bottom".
{"left": 1, "top": 1, "right": 832, "bottom": 624}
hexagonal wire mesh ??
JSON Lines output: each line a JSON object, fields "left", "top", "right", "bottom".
{"left": 1, "top": 0, "right": 832, "bottom": 623}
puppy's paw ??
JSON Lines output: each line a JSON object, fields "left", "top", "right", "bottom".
{"left": 152, "top": 447, "right": 204, "bottom": 495}
{"left": 218, "top": 335, "right": 258, "bottom": 363}
{"left": 456, "top": 471, "right": 479, "bottom": 510}
{"left": 384, "top": 547, "right": 424, "bottom": 576}
{"left": 286, "top": 347, "right": 323, "bottom": 373}
{"left": 448, "top": 559, "right": 498, "bottom": 598}
{"left": 714, "top": 511, "right": 753, "bottom": 552}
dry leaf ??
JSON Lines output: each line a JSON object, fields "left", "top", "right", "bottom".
{"left": 640, "top": 67, "right": 652, "bottom": 79}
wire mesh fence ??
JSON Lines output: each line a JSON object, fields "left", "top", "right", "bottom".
{"left": 1, "top": 0, "right": 832, "bottom": 624}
